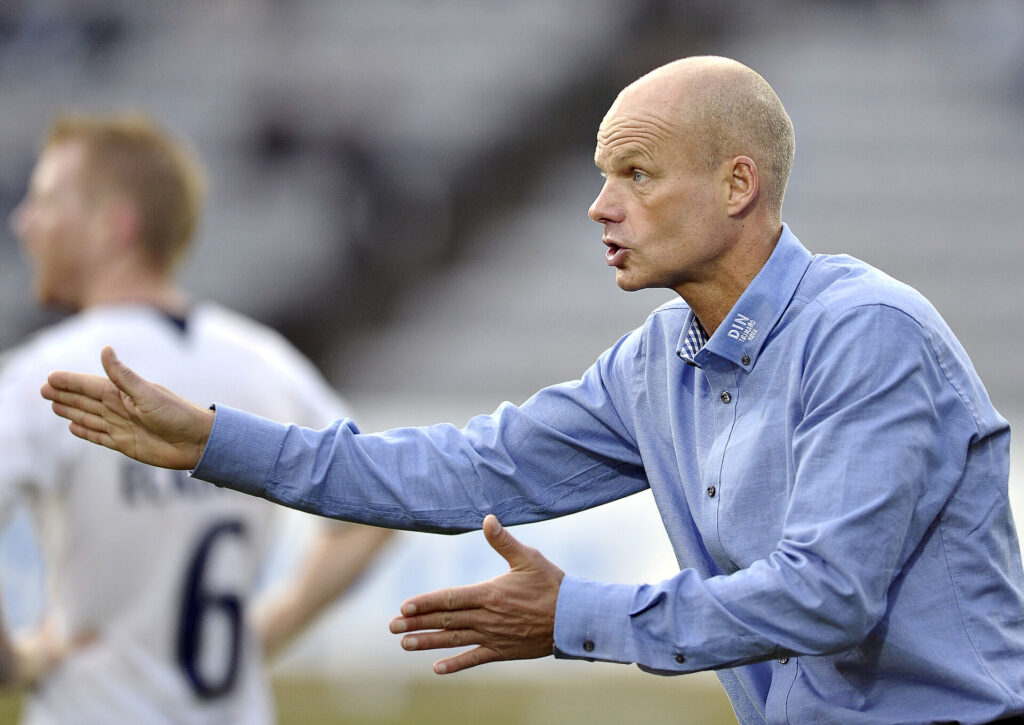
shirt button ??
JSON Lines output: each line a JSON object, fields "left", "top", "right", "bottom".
{"left": 582, "top": 640, "right": 595, "bottom": 652}
{"left": 779, "top": 657, "right": 789, "bottom": 665}
{"left": 741, "top": 354, "right": 751, "bottom": 365}
{"left": 707, "top": 486, "right": 716, "bottom": 498}
{"left": 720, "top": 391, "right": 731, "bottom": 404}
{"left": 675, "top": 653, "right": 685, "bottom": 664}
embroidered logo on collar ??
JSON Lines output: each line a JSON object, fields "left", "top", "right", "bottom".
{"left": 727, "top": 313, "right": 758, "bottom": 342}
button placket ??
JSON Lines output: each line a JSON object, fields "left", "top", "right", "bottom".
{"left": 711, "top": 384, "right": 732, "bottom": 504}
{"left": 700, "top": 362, "right": 739, "bottom": 567}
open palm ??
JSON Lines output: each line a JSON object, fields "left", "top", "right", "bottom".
{"left": 41, "top": 346, "right": 213, "bottom": 469}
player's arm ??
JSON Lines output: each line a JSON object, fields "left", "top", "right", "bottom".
{"left": 42, "top": 346, "right": 212, "bottom": 470}
{"left": 0, "top": 605, "right": 66, "bottom": 690}
{"left": 251, "top": 522, "right": 394, "bottom": 659}
{"left": 0, "top": 600, "right": 16, "bottom": 687}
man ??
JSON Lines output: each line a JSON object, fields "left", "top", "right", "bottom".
{"left": 42, "top": 57, "right": 1024, "bottom": 724}
{"left": 2, "top": 111, "right": 391, "bottom": 722}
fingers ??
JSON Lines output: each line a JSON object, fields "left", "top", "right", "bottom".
{"left": 45, "top": 387, "right": 117, "bottom": 422}
{"left": 42, "top": 371, "right": 116, "bottom": 403}
{"left": 44, "top": 373, "right": 130, "bottom": 444}
{"left": 100, "top": 346, "right": 143, "bottom": 399}
{"left": 397, "top": 580, "right": 486, "bottom": 620}
{"left": 67, "top": 421, "right": 116, "bottom": 450}
{"left": 482, "top": 514, "right": 534, "bottom": 570}
{"left": 57, "top": 403, "right": 113, "bottom": 435}
{"left": 395, "top": 516, "right": 540, "bottom": 619}
{"left": 42, "top": 348, "right": 144, "bottom": 409}
{"left": 432, "top": 646, "right": 502, "bottom": 675}
{"left": 391, "top": 515, "right": 562, "bottom": 677}
{"left": 390, "top": 605, "right": 481, "bottom": 635}
{"left": 397, "top": 626, "right": 483, "bottom": 652}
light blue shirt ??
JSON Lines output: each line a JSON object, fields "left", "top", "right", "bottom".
{"left": 194, "top": 225, "right": 1024, "bottom": 724}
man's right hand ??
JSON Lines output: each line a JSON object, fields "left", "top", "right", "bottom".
{"left": 41, "top": 346, "right": 213, "bottom": 470}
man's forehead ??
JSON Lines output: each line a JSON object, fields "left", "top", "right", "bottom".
{"left": 32, "top": 141, "right": 93, "bottom": 199}
{"left": 32, "top": 146, "right": 70, "bottom": 186}
{"left": 594, "top": 105, "right": 678, "bottom": 167}
{"left": 39, "top": 140, "right": 88, "bottom": 172}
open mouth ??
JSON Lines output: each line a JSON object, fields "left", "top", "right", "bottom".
{"left": 604, "top": 241, "right": 626, "bottom": 266}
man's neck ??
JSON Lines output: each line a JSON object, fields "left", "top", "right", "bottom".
{"left": 80, "top": 277, "right": 189, "bottom": 317}
{"left": 677, "top": 223, "right": 783, "bottom": 335}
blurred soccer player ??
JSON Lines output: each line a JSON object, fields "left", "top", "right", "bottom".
{"left": 0, "top": 111, "right": 391, "bottom": 723}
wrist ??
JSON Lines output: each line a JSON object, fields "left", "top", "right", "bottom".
{"left": 191, "top": 405, "right": 216, "bottom": 468}
{"left": 9, "top": 636, "right": 56, "bottom": 688}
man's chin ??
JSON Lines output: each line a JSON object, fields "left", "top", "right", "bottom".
{"left": 36, "top": 288, "right": 78, "bottom": 312}
{"left": 614, "top": 272, "right": 647, "bottom": 293}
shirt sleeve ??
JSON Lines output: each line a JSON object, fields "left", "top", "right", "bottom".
{"left": 193, "top": 330, "right": 651, "bottom": 532}
{"left": 554, "top": 303, "right": 989, "bottom": 672}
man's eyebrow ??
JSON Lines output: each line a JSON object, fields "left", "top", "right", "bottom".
{"left": 594, "top": 147, "right": 650, "bottom": 170}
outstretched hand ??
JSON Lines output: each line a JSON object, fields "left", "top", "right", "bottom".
{"left": 389, "top": 514, "right": 565, "bottom": 675}
{"left": 40, "top": 346, "right": 214, "bottom": 470}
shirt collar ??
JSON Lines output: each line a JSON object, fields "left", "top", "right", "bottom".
{"left": 679, "top": 317, "right": 709, "bottom": 363}
{"left": 680, "top": 223, "right": 813, "bottom": 371}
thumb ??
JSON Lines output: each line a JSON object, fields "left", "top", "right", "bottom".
{"left": 100, "top": 346, "right": 143, "bottom": 398}
{"left": 482, "top": 514, "right": 529, "bottom": 569}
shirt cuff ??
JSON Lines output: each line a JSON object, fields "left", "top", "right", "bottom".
{"left": 553, "top": 575, "right": 638, "bottom": 665}
{"left": 190, "top": 404, "right": 288, "bottom": 497}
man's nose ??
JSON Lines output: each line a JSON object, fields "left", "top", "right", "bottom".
{"left": 588, "top": 181, "right": 620, "bottom": 224}
{"left": 8, "top": 200, "right": 27, "bottom": 240}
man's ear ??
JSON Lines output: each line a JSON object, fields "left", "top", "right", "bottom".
{"left": 103, "top": 196, "right": 142, "bottom": 252}
{"left": 726, "top": 155, "right": 759, "bottom": 217}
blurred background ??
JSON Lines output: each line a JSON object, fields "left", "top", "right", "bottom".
{"left": 1, "top": 1, "right": 1023, "bottom": 723}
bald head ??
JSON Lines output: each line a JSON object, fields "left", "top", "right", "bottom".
{"left": 608, "top": 56, "right": 795, "bottom": 219}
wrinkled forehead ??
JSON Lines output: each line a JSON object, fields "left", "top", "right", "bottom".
{"left": 594, "top": 87, "right": 689, "bottom": 168}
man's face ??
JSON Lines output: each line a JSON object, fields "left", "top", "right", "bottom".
{"left": 10, "top": 141, "right": 103, "bottom": 308}
{"left": 588, "top": 91, "right": 727, "bottom": 296}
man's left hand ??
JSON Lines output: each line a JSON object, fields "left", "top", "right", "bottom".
{"left": 389, "top": 514, "right": 564, "bottom": 674}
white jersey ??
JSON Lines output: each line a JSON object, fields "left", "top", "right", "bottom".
{"left": 0, "top": 302, "right": 348, "bottom": 725}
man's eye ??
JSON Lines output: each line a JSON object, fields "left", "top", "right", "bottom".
{"left": 632, "top": 170, "right": 647, "bottom": 183}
